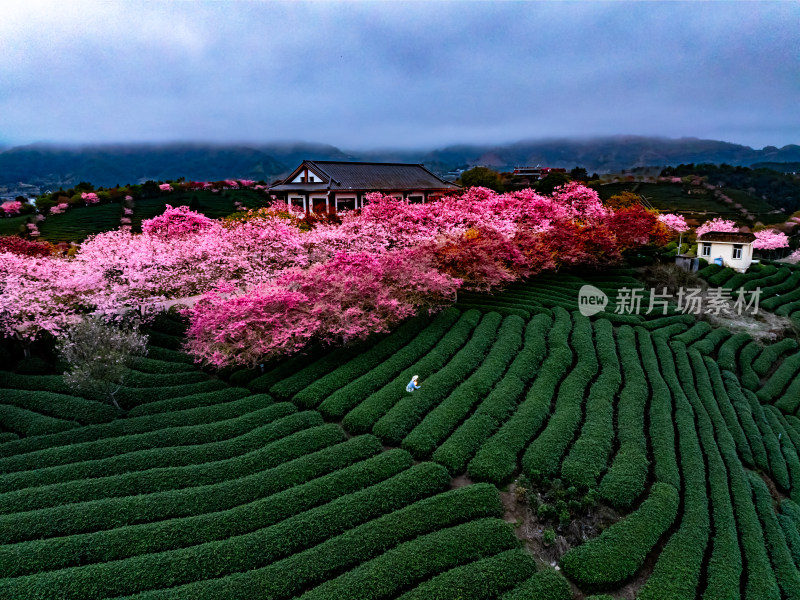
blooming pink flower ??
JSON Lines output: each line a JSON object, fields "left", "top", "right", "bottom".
{"left": 753, "top": 229, "right": 789, "bottom": 250}
{"left": 658, "top": 213, "right": 689, "bottom": 233}
{"left": 81, "top": 192, "right": 100, "bottom": 204}
{"left": 1, "top": 201, "right": 22, "bottom": 215}
{"left": 696, "top": 218, "right": 738, "bottom": 237}
{"left": 159, "top": 183, "right": 173, "bottom": 192}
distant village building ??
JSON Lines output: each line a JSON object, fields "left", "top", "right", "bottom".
{"left": 697, "top": 231, "right": 756, "bottom": 272}
{"left": 269, "top": 160, "right": 460, "bottom": 213}
{"left": 512, "top": 166, "right": 566, "bottom": 180}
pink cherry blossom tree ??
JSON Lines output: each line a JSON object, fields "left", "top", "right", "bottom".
{"left": 696, "top": 218, "right": 738, "bottom": 237}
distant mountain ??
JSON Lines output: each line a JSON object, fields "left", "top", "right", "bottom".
{"left": 1, "top": 136, "right": 799, "bottom": 190}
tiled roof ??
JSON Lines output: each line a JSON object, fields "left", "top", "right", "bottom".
{"left": 271, "top": 161, "right": 460, "bottom": 192}
{"left": 698, "top": 231, "right": 756, "bottom": 243}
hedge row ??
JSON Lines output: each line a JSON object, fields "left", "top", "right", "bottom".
{"left": 750, "top": 472, "right": 800, "bottom": 600}
{"left": 764, "top": 285, "right": 800, "bottom": 312}
{"left": 717, "top": 331, "right": 752, "bottom": 372}
{"left": 757, "top": 351, "right": 800, "bottom": 404}
{"left": 754, "top": 338, "right": 800, "bottom": 376}
{"left": 372, "top": 312, "right": 503, "bottom": 446}
{"left": 697, "top": 263, "right": 723, "bottom": 279}
{"left": 523, "top": 314, "right": 597, "bottom": 480}
{"left": 560, "top": 319, "right": 620, "bottom": 489}
{"left": 742, "top": 265, "right": 792, "bottom": 291}
{"left": 701, "top": 361, "right": 780, "bottom": 599}
{"left": 561, "top": 482, "right": 679, "bottom": 588}
{"left": 501, "top": 569, "right": 573, "bottom": 600}
{"left": 636, "top": 344, "right": 709, "bottom": 600}
{"left": 0, "top": 448, "right": 413, "bottom": 578}
{"left": 454, "top": 300, "right": 532, "bottom": 320}
{"left": 0, "top": 432, "right": 18, "bottom": 443}
{"left": 672, "top": 321, "right": 712, "bottom": 346}
{"left": 0, "top": 404, "right": 77, "bottom": 437}
{"left": 739, "top": 342, "right": 762, "bottom": 390}
{"left": 689, "top": 326, "right": 731, "bottom": 355}
{"left": 316, "top": 309, "right": 460, "bottom": 419}
{"left": 707, "top": 266, "right": 736, "bottom": 287}
{"left": 724, "top": 264, "right": 777, "bottom": 291}
{"left": 128, "top": 484, "right": 504, "bottom": 600}
{"left": 395, "top": 549, "right": 536, "bottom": 600}
{"left": 760, "top": 271, "right": 800, "bottom": 301}
{"left": 680, "top": 348, "right": 742, "bottom": 600}
{"left": 639, "top": 313, "right": 694, "bottom": 331}
{"left": 599, "top": 326, "right": 648, "bottom": 508}
{"left": 293, "top": 315, "right": 432, "bottom": 408}
{"left": 747, "top": 386, "right": 791, "bottom": 490}
{"left": 0, "top": 460, "right": 450, "bottom": 598}
{"left": 298, "top": 518, "right": 519, "bottom": 600}
{"left": 144, "top": 345, "right": 195, "bottom": 364}
{"left": 432, "top": 313, "right": 552, "bottom": 474}
{"left": 0, "top": 388, "right": 115, "bottom": 425}
{"left": 341, "top": 310, "right": 481, "bottom": 434}
{"left": 775, "top": 373, "right": 800, "bottom": 414}
{"left": 468, "top": 308, "right": 572, "bottom": 484}
{"left": 240, "top": 346, "right": 331, "bottom": 392}
{"left": 639, "top": 331, "right": 679, "bottom": 489}
{"left": 266, "top": 335, "right": 386, "bottom": 399}
{"left": 130, "top": 356, "right": 196, "bottom": 374}
{"left": 702, "top": 356, "right": 754, "bottom": 466}
{"left": 722, "top": 371, "right": 770, "bottom": 472}
{"left": 780, "top": 500, "right": 800, "bottom": 566}
{"left": 0, "top": 403, "right": 296, "bottom": 495}
{"left": 402, "top": 316, "right": 524, "bottom": 459}
{"left": 115, "top": 379, "right": 230, "bottom": 410}
{"left": 0, "top": 393, "right": 277, "bottom": 471}
{"left": 0, "top": 421, "right": 347, "bottom": 543}
{"left": 142, "top": 327, "right": 184, "bottom": 350}
{"left": 127, "top": 387, "right": 252, "bottom": 416}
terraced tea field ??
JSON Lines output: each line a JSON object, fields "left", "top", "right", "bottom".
{"left": 3, "top": 270, "right": 800, "bottom": 599}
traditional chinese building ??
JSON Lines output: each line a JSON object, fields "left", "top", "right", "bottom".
{"left": 268, "top": 160, "right": 461, "bottom": 213}
{"left": 697, "top": 231, "right": 756, "bottom": 272}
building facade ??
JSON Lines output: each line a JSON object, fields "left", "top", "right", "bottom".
{"left": 269, "top": 160, "right": 460, "bottom": 213}
{"left": 697, "top": 231, "right": 756, "bottom": 272}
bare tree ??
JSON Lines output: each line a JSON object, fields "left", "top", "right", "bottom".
{"left": 57, "top": 317, "right": 148, "bottom": 410}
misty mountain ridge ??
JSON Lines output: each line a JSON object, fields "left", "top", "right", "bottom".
{"left": 1, "top": 136, "right": 799, "bottom": 189}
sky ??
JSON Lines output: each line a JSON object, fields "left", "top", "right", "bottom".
{"left": 1, "top": 1, "right": 798, "bottom": 150}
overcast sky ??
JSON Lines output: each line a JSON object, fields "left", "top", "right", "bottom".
{"left": 1, "top": 1, "right": 797, "bottom": 150}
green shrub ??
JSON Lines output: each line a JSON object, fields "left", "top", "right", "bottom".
{"left": 599, "top": 326, "right": 648, "bottom": 507}
{"left": 0, "top": 404, "right": 77, "bottom": 437}
{"left": 397, "top": 549, "right": 536, "bottom": 600}
{"left": 115, "top": 379, "right": 229, "bottom": 410}
{"left": 697, "top": 263, "right": 723, "bottom": 279}
{"left": 702, "top": 356, "right": 753, "bottom": 466}
{"left": 717, "top": 332, "right": 751, "bottom": 372}
{"left": 739, "top": 342, "right": 762, "bottom": 390}
{"left": 0, "top": 389, "right": 116, "bottom": 425}
{"left": 318, "top": 309, "right": 460, "bottom": 419}
{"left": 672, "top": 321, "right": 712, "bottom": 346}
{"left": 145, "top": 345, "right": 194, "bottom": 364}
{"left": 0, "top": 412, "right": 329, "bottom": 516}
{"left": 130, "top": 356, "right": 196, "bottom": 374}
{"left": 142, "top": 327, "right": 184, "bottom": 350}
{"left": 753, "top": 339, "right": 799, "bottom": 376}
{"left": 0, "top": 448, "right": 413, "bottom": 577}
{"left": 722, "top": 371, "right": 769, "bottom": 472}
{"left": 0, "top": 461, "right": 453, "bottom": 598}
{"left": 341, "top": 310, "right": 481, "bottom": 435}
{"left": 524, "top": 314, "right": 597, "bottom": 480}
{"left": 373, "top": 312, "right": 503, "bottom": 446}
{"left": 128, "top": 484, "right": 503, "bottom": 600}
{"left": 0, "top": 433, "right": 18, "bottom": 444}
{"left": 562, "top": 482, "right": 679, "bottom": 588}
{"left": 128, "top": 387, "right": 251, "bottom": 416}
{"left": 0, "top": 393, "right": 277, "bottom": 463}
{"left": 402, "top": 316, "right": 524, "bottom": 459}
{"left": 293, "top": 315, "right": 432, "bottom": 409}
{"left": 757, "top": 352, "right": 800, "bottom": 403}
{"left": 707, "top": 266, "right": 736, "bottom": 287}
{"left": 0, "top": 402, "right": 295, "bottom": 494}
{"left": 689, "top": 326, "right": 731, "bottom": 355}
{"left": 468, "top": 308, "right": 572, "bottom": 484}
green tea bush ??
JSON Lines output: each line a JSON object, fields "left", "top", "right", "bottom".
{"left": 562, "top": 482, "right": 679, "bottom": 588}
{"left": 317, "top": 309, "right": 459, "bottom": 419}
{"left": 753, "top": 339, "right": 799, "bottom": 375}
{"left": 433, "top": 313, "right": 552, "bottom": 474}
{"left": 0, "top": 389, "right": 115, "bottom": 425}
{"left": 0, "top": 404, "right": 77, "bottom": 437}
{"left": 402, "top": 316, "right": 523, "bottom": 459}
{"left": 340, "top": 310, "right": 481, "bottom": 434}
{"left": 373, "top": 312, "right": 502, "bottom": 446}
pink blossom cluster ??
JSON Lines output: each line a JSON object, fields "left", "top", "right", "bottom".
{"left": 158, "top": 183, "right": 173, "bottom": 192}
{"left": 696, "top": 218, "right": 738, "bottom": 237}
{"left": 785, "top": 249, "right": 800, "bottom": 264}
{"left": 141, "top": 204, "right": 215, "bottom": 238}
{"left": 658, "top": 213, "right": 689, "bottom": 233}
{"left": 26, "top": 223, "right": 40, "bottom": 237}
{"left": 753, "top": 229, "right": 789, "bottom": 250}
{"left": 50, "top": 203, "right": 69, "bottom": 215}
{"left": 0, "top": 201, "right": 22, "bottom": 216}
{"left": 81, "top": 192, "right": 100, "bottom": 205}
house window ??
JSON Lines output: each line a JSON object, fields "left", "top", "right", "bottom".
{"left": 336, "top": 197, "right": 356, "bottom": 212}
{"left": 289, "top": 196, "right": 305, "bottom": 211}
{"left": 701, "top": 243, "right": 711, "bottom": 257}
{"left": 408, "top": 195, "right": 424, "bottom": 204}
{"left": 733, "top": 244, "right": 743, "bottom": 260}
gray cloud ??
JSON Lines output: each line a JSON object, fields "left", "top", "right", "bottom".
{"left": 1, "top": 1, "right": 798, "bottom": 149}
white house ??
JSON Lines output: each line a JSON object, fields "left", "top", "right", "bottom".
{"left": 268, "top": 160, "right": 460, "bottom": 214}
{"left": 697, "top": 231, "right": 756, "bottom": 272}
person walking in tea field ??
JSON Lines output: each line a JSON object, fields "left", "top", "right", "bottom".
{"left": 406, "top": 375, "right": 421, "bottom": 392}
